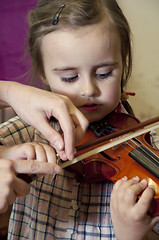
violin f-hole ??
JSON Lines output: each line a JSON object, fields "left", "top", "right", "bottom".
{"left": 100, "top": 151, "right": 121, "bottom": 161}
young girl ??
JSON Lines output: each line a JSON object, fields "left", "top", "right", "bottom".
{"left": 0, "top": 0, "right": 159, "bottom": 239}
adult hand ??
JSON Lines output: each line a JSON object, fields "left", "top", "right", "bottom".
{"left": 0, "top": 158, "right": 61, "bottom": 213}
{"left": 0, "top": 81, "right": 89, "bottom": 160}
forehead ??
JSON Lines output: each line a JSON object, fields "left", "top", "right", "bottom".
{"left": 40, "top": 22, "right": 121, "bottom": 66}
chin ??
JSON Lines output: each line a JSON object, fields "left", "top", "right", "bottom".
{"left": 85, "top": 113, "right": 106, "bottom": 123}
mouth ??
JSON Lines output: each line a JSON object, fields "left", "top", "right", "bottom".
{"left": 79, "top": 104, "right": 101, "bottom": 112}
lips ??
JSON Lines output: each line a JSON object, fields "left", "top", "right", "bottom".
{"left": 80, "top": 104, "right": 100, "bottom": 112}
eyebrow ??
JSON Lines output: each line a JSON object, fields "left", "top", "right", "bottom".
{"left": 95, "top": 62, "right": 119, "bottom": 68}
{"left": 53, "top": 67, "right": 76, "bottom": 72}
{"left": 52, "top": 62, "right": 119, "bottom": 72}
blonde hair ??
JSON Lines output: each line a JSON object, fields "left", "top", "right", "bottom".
{"left": 28, "top": 0, "right": 132, "bottom": 93}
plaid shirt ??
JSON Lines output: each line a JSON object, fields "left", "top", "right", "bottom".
{"left": 0, "top": 113, "right": 159, "bottom": 239}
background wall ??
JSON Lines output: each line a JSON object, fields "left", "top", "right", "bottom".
{"left": 118, "top": 0, "right": 159, "bottom": 121}
{"left": 0, "top": 0, "right": 37, "bottom": 85}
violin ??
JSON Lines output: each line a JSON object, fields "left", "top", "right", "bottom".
{"left": 60, "top": 112, "right": 159, "bottom": 216}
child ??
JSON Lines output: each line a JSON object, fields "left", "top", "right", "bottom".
{"left": 0, "top": 0, "right": 159, "bottom": 239}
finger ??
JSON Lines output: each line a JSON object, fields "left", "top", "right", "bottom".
{"left": 39, "top": 143, "right": 57, "bottom": 164}
{"left": 63, "top": 111, "right": 88, "bottom": 160}
{"left": 123, "top": 178, "right": 148, "bottom": 206}
{"left": 112, "top": 176, "right": 128, "bottom": 192}
{"left": 56, "top": 108, "right": 75, "bottom": 160}
{"left": 0, "top": 169, "right": 15, "bottom": 212}
{"left": 56, "top": 149, "right": 68, "bottom": 161}
{"left": 72, "top": 109, "right": 88, "bottom": 145}
{"left": 135, "top": 184, "right": 155, "bottom": 217}
{"left": 112, "top": 176, "right": 139, "bottom": 193}
{"left": 35, "top": 116, "right": 65, "bottom": 153}
{"left": 20, "top": 143, "right": 36, "bottom": 160}
{"left": 0, "top": 166, "right": 29, "bottom": 207}
{"left": 55, "top": 100, "right": 88, "bottom": 160}
{"left": 130, "top": 179, "right": 148, "bottom": 196}
{"left": 13, "top": 159, "right": 61, "bottom": 175}
{"left": 34, "top": 144, "right": 47, "bottom": 162}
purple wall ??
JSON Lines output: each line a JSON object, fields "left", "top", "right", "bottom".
{"left": 0, "top": 0, "right": 38, "bottom": 85}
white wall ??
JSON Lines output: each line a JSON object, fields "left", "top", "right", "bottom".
{"left": 118, "top": 0, "right": 159, "bottom": 121}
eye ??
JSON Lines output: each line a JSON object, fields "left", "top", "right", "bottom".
{"left": 96, "top": 71, "right": 112, "bottom": 80}
{"left": 61, "top": 75, "right": 78, "bottom": 83}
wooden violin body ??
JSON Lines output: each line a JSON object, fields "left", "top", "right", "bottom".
{"left": 65, "top": 112, "right": 159, "bottom": 216}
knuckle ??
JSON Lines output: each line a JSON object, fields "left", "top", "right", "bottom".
{"left": 44, "top": 144, "right": 54, "bottom": 152}
{"left": 23, "top": 143, "right": 36, "bottom": 159}
{"left": 30, "top": 161, "right": 39, "bottom": 173}
{"left": 132, "top": 211, "right": 141, "bottom": 221}
{"left": 57, "top": 98, "right": 68, "bottom": 108}
{"left": 6, "top": 173, "right": 14, "bottom": 184}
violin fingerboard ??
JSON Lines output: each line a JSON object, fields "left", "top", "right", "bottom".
{"left": 129, "top": 146, "right": 159, "bottom": 179}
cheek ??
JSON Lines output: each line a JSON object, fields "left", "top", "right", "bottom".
{"left": 49, "top": 83, "right": 78, "bottom": 102}
{"left": 102, "top": 80, "right": 121, "bottom": 101}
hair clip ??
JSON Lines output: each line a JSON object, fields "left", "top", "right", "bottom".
{"left": 121, "top": 92, "right": 135, "bottom": 101}
{"left": 51, "top": 5, "right": 65, "bottom": 25}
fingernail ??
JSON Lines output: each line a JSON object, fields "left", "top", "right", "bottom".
{"left": 68, "top": 154, "right": 74, "bottom": 161}
{"left": 122, "top": 176, "right": 128, "bottom": 181}
{"left": 67, "top": 148, "right": 76, "bottom": 161}
{"left": 133, "top": 176, "right": 140, "bottom": 181}
{"left": 56, "top": 143, "right": 63, "bottom": 151}
{"left": 52, "top": 140, "right": 63, "bottom": 151}
{"left": 140, "top": 179, "right": 147, "bottom": 185}
{"left": 149, "top": 185, "right": 155, "bottom": 190}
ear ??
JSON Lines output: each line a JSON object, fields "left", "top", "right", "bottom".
{"left": 43, "top": 82, "right": 51, "bottom": 91}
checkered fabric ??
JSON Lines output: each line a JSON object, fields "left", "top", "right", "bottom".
{"left": 0, "top": 113, "right": 159, "bottom": 239}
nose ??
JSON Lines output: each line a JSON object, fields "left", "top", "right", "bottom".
{"left": 80, "top": 79, "right": 99, "bottom": 98}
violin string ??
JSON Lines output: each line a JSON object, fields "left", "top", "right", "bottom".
{"left": 100, "top": 125, "right": 158, "bottom": 161}
{"left": 112, "top": 137, "right": 159, "bottom": 165}
{"left": 112, "top": 138, "right": 139, "bottom": 154}
{"left": 115, "top": 140, "right": 134, "bottom": 153}
{"left": 126, "top": 138, "right": 139, "bottom": 147}
{"left": 118, "top": 136, "right": 159, "bottom": 162}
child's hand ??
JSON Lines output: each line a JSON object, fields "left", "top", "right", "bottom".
{"left": 1, "top": 142, "right": 57, "bottom": 163}
{"left": 110, "top": 176, "right": 159, "bottom": 240}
